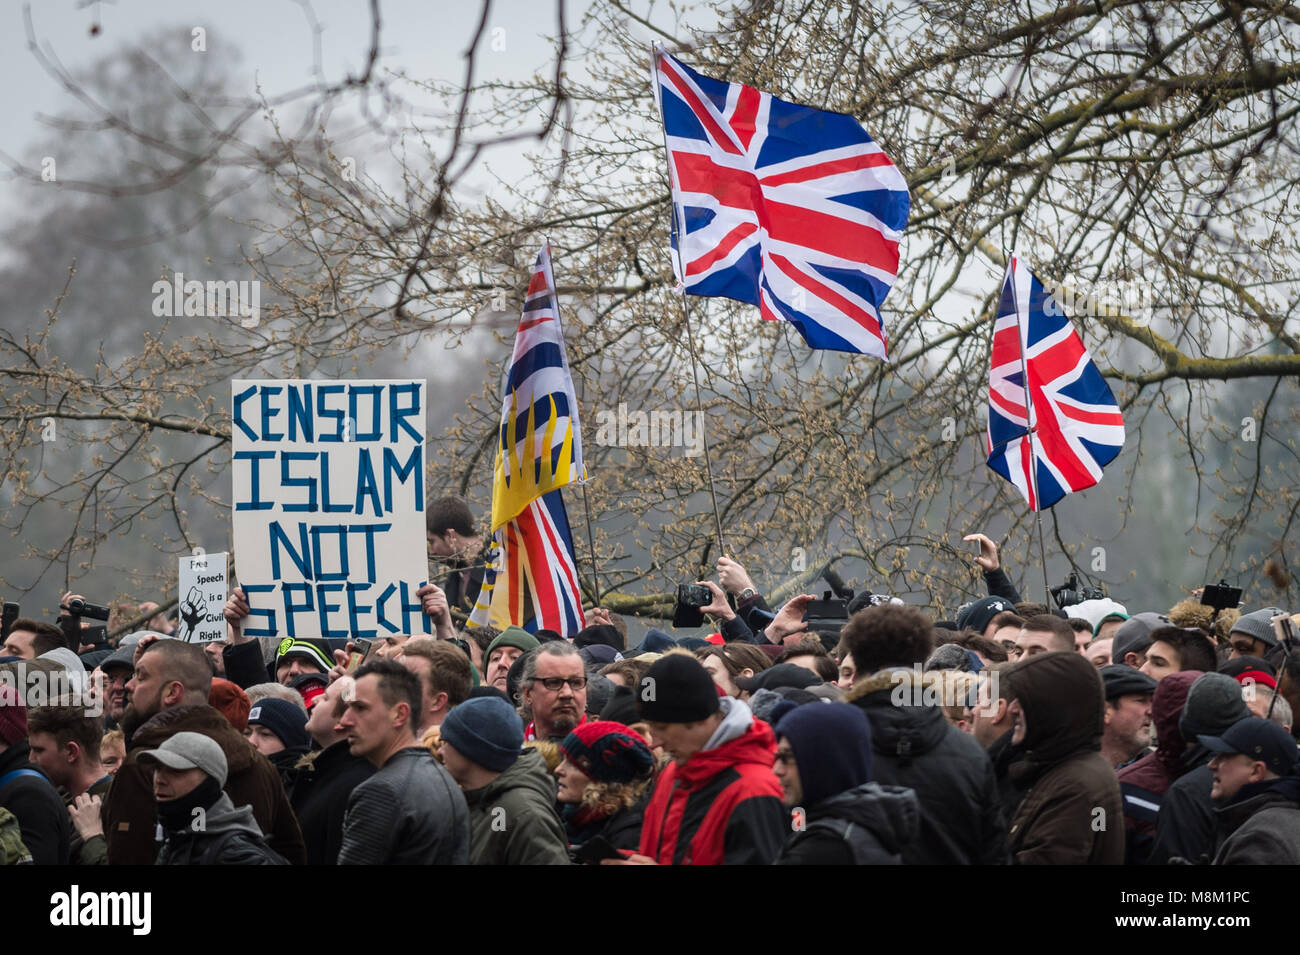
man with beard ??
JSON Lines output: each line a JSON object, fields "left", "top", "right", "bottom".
{"left": 99, "top": 636, "right": 304, "bottom": 864}
{"left": 98, "top": 642, "right": 136, "bottom": 728}
{"left": 1099, "top": 666, "right": 1157, "bottom": 769}
{"left": 520, "top": 643, "right": 588, "bottom": 742}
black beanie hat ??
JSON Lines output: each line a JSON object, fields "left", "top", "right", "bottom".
{"left": 638, "top": 655, "right": 721, "bottom": 724}
{"left": 574, "top": 624, "right": 624, "bottom": 653}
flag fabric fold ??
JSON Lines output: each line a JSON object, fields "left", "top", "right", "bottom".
{"left": 470, "top": 243, "right": 587, "bottom": 635}
{"left": 652, "top": 45, "right": 910, "bottom": 357}
{"left": 985, "top": 256, "right": 1126, "bottom": 511}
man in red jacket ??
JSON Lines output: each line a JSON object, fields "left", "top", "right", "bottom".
{"left": 617, "top": 654, "right": 786, "bottom": 865}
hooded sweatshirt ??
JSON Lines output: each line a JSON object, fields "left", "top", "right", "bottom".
{"left": 773, "top": 702, "right": 919, "bottom": 865}
{"left": 1146, "top": 672, "right": 1251, "bottom": 865}
{"left": 639, "top": 697, "right": 786, "bottom": 865}
{"left": 102, "top": 703, "right": 306, "bottom": 865}
{"left": 155, "top": 791, "right": 287, "bottom": 865}
{"left": 1117, "top": 670, "right": 1200, "bottom": 863}
{"left": 1003, "top": 652, "right": 1124, "bottom": 864}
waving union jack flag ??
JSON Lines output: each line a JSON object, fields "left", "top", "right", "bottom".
{"left": 986, "top": 257, "right": 1126, "bottom": 511}
{"left": 652, "top": 46, "right": 910, "bottom": 358}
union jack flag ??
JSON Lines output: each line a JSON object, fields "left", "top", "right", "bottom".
{"left": 986, "top": 256, "right": 1126, "bottom": 510}
{"left": 470, "top": 242, "right": 587, "bottom": 635}
{"left": 471, "top": 490, "right": 586, "bottom": 636}
{"left": 652, "top": 46, "right": 910, "bottom": 357}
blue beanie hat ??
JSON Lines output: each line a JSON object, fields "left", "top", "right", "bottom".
{"left": 774, "top": 702, "right": 874, "bottom": 808}
{"left": 440, "top": 696, "right": 523, "bottom": 773}
{"left": 246, "top": 697, "right": 310, "bottom": 751}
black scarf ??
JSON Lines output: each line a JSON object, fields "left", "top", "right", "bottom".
{"left": 156, "top": 775, "right": 223, "bottom": 833}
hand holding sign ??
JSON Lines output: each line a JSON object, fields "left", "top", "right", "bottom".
{"left": 231, "top": 380, "right": 430, "bottom": 641}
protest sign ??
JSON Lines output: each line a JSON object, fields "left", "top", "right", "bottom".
{"left": 231, "top": 379, "right": 430, "bottom": 640}
{"left": 177, "top": 551, "right": 228, "bottom": 642}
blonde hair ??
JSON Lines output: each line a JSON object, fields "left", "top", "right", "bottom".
{"left": 525, "top": 739, "right": 563, "bottom": 773}
{"left": 578, "top": 773, "right": 654, "bottom": 818}
{"left": 245, "top": 682, "right": 307, "bottom": 712}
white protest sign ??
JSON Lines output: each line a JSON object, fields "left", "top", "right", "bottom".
{"left": 230, "top": 379, "right": 431, "bottom": 640}
{"left": 177, "top": 552, "right": 228, "bottom": 643}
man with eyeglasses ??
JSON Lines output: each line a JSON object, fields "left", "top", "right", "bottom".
{"left": 520, "top": 643, "right": 588, "bottom": 743}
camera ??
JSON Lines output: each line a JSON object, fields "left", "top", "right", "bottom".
{"left": 804, "top": 589, "right": 855, "bottom": 637}
{"left": 64, "top": 598, "right": 111, "bottom": 621}
{"left": 1049, "top": 574, "right": 1106, "bottom": 610}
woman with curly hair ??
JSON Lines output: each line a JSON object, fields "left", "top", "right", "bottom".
{"left": 555, "top": 721, "right": 656, "bottom": 858}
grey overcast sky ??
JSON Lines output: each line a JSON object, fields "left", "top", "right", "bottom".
{"left": 0, "top": 0, "right": 589, "bottom": 215}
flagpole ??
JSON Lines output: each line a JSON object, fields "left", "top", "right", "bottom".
{"left": 1010, "top": 258, "right": 1053, "bottom": 607}
{"left": 547, "top": 235, "right": 603, "bottom": 609}
{"left": 651, "top": 43, "right": 729, "bottom": 558}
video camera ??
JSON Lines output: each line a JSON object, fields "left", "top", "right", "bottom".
{"left": 1049, "top": 574, "right": 1106, "bottom": 611}
{"left": 804, "top": 589, "right": 855, "bottom": 638}
{"left": 58, "top": 597, "right": 111, "bottom": 651}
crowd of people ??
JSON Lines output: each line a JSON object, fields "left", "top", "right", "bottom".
{"left": 1, "top": 496, "right": 1298, "bottom": 865}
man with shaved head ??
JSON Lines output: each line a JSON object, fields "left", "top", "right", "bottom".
{"left": 100, "top": 636, "right": 305, "bottom": 864}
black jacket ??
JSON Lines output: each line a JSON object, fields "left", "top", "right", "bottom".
{"left": 846, "top": 670, "right": 1008, "bottom": 864}
{"left": 983, "top": 568, "right": 1021, "bottom": 604}
{"left": 987, "top": 729, "right": 1029, "bottom": 820}
{"left": 156, "top": 793, "right": 288, "bottom": 865}
{"left": 564, "top": 789, "right": 649, "bottom": 859}
{"left": 0, "top": 741, "right": 72, "bottom": 865}
{"left": 776, "top": 782, "right": 919, "bottom": 865}
{"left": 267, "top": 746, "right": 309, "bottom": 792}
{"left": 337, "top": 746, "right": 470, "bottom": 865}
{"left": 441, "top": 550, "right": 488, "bottom": 615}
{"left": 222, "top": 640, "right": 273, "bottom": 691}
{"left": 1212, "top": 776, "right": 1300, "bottom": 864}
{"left": 1147, "top": 754, "right": 1216, "bottom": 865}
{"left": 288, "top": 741, "right": 376, "bottom": 865}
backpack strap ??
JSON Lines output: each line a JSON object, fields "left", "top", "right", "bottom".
{"left": 0, "top": 768, "right": 47, "bottom": 789}
{"left": 805, "top": 816, "right": 876, "bottom": 865}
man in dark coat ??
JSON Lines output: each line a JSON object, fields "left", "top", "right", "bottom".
{"left": 288, "top": 676, "right": 375, "bottom": 865}
{"left": 772, "top": 702, "right": 918, "bottom": 864}
{"left": 1117, "top": 670, "right": 1201, "bottom": 864}
{"left": 100, "top": 638, "right": 305, "bottom": 864}
{"left": 1146, "top": 672, "right": 1250, "bottom": 864}
{"left": 143, "top": 732, "right": 287, "bottom": 865}
{"left": 842, "top": 604, "right": 1008, "bottom": 864}
{"left": 1204, "top": 717, "right": 1300, "bottom": 864}
{"left": 1001, "top": 651, "right": 1124, "bottom": 864}
{"left": 336, "top": 661, "right": 470, "bottom": 865}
